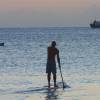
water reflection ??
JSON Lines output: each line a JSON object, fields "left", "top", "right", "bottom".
{"left": 45, "top": 89, "right": 59, "bottom": 100}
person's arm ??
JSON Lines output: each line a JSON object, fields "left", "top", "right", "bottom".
{"left": 57, "top": 50, "right": 61, "bottom": 69}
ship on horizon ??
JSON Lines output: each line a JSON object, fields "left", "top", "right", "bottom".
{"left": 90, "top": 20, "right": 100, "bottom": 28}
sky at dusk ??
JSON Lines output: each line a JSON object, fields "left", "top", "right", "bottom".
{"left": 0, "top": 0, "right": 100, "bottom": 27}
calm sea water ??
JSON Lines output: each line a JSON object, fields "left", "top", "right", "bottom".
{"left": 0, "top": 27, "right": 100, "bottom": 87}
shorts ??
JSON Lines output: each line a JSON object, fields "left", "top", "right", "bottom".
{"left": 46, "top": 60, "right": 56, "bottom": 74}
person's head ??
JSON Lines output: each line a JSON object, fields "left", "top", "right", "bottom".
{"left": 51, "top": 41, "right": 56, "bottom": 47}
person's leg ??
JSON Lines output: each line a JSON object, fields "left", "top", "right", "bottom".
{"left": 47, "top": 73, "right": 51, "bottom": 88}
{"left": 53, "top": 73, "right": 57, "bottom": 87}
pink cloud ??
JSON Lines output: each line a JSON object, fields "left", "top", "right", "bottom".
{"left": 0, "top": 0, "right": 96, "bottom": 12}
{"left": 0, "top": 0, "right": 34, "bottom": 12}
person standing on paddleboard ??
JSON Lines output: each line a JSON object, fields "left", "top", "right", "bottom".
{"left": 46, "top": 41, "right": 61, "bottom": 88}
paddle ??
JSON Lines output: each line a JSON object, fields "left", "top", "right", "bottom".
{"left": 59, "top": 67, "right": 65, "bottom": 90}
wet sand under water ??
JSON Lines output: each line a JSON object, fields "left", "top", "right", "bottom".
{"left": 0, "top": 75, "right": 100, "bottom": 100}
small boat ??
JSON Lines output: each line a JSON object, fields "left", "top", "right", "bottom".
{"left": 0, "top": 43, "right": 4, "bottom": 46}
{"left": 90, "top": 20, "right": 100, "bottom": 28}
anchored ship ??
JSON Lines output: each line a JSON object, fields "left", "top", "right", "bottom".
{"left": 90, "top": 20, "right": 100, "bottom": 28}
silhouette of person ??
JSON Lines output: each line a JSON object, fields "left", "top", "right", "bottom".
{"left": 46, "top": 41, "right": 61, "bottom": 88}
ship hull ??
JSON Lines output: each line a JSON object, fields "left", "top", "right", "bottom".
{"left": 90, "top": 21, "right": 100, "bottom": 28}
{"left": 90, "top": 24, "right": 100, "bottom": 28}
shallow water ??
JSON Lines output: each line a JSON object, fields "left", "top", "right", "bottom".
{"left": 0, "top": 27, "right": 100, "bottom": 100}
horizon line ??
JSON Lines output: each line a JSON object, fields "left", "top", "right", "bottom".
{"left": 0, "top": 26, "right": 90, "bottom": 29}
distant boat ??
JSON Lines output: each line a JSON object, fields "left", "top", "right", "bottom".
{"left": 90, "top": 20, "right": 100, "bottom": 28}
{"left": 0, "top": 43, "right": 4, "bottom": 46}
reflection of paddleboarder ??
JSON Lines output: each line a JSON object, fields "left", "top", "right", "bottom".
{"left": 46, "top": 41, "right": 61, "bottom": 88}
